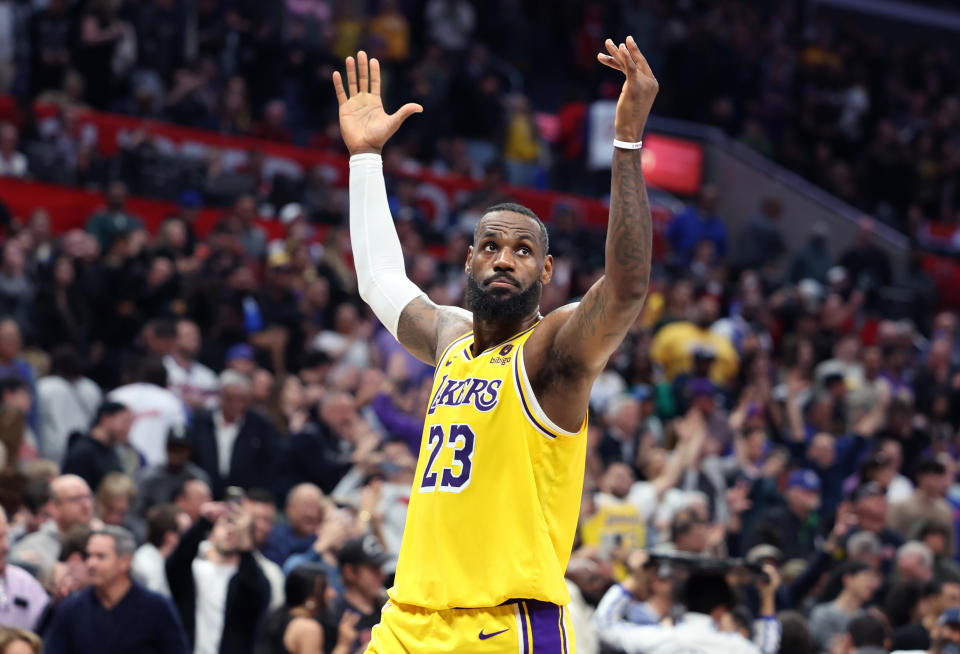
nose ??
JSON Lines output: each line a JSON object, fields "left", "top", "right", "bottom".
{"left": 492, "top": 247, "right": 515, "bottom": 271}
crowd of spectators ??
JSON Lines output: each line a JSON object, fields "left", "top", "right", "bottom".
{"left": 0, "top": 1, "right": 952, "bottom": 654}
{"left": 0, "top": 0, "right": 958, "bottom": 237}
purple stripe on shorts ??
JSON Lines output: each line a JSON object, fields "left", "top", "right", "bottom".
{"left": 519, "top": 602, "right": 530, "bottom": 654}
{"left": 528, "top": 600, "right": 562, "bottom": 654}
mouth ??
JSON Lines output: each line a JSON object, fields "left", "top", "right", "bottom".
{"left": 485, "top": 275, "right": 520, "bottom": 290}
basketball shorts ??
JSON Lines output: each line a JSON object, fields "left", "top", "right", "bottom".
{"left": 365, "top": 599, "right": 576, "bottom": 654}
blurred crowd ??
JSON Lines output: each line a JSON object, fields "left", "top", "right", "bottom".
{"left": 0, "top": 0, "right": 958, "bottom": 235}
{"left": 0, "top": 1, "right": 951, "bottom": 654}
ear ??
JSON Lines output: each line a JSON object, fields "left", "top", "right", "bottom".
{"left": 540, "top": 254, "right": 554, "bottom": 285}
{"left": 464, "top": 245, "right": 474, "bottom": 274}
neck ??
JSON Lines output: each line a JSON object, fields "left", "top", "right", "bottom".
{"left": 470, "top": 311, "right": 539, "bottom": 354}
{"left": 207, "top": 547, "right": 240, "bottom": 566}
{"left": 649, "top": 595, "right": 672, "bottom": 616}
{"left": 835, "top": 590, "right": 862, "bottom": 612}
{"left": 95, "top": 576, "right": 132, "bottom": 609}
{"left": 343, "top": 587, "right": 374, "bottom": 614}
{"left": 90, "top": 426, "right": 112, "bottom": 445}
{"left": 172, "top": 352, "right": 192, "bottom": 368}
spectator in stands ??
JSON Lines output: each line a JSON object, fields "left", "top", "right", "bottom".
{"left": 0, "top": 243, "right": 33, "bottom": 339}
{"left": 257, "top": 563, "right": 357, "bottom": 654}
{"left": 0, "top": 377, "right": 36, "bottom": 465}
{"left": 263, "top": 483, "right": 323, "bottom": 567}
{"left": 850, "top": 481, "right": 904, "bottom": 562}
{"left": 895, "top": 542, "right": 934, "bottom": 585}
{"left": 172, "top": 478, "right": 212, "bottom": 524}
{"left": 131, "top": 503, "right": 185, "bottom": 597}
{"left": 36, "top": 345, "right": 102, "bottom": 465}
{"left": 0, "top": 124, "right": 26, "bottom": 179}
{"left": 166, "top": 501, "right": 270, "bottom": 654}
{"left": 83, "top": 181, "right": 144, "bottom": 253}
{"left": 0, "top": 628, "right": 42, "bottom": 654}
{"left": 61, "top": 401, "right": 131, "bottom": 492}
{"left": 917, "top": 522, "right": 960, "bottom": 583}
{"left": 888, "top": 459, "right": 954, "bottom": 556}
{"left": 189, "top": 370, "right": 279, "bottom": 498}
{"left": 108, "top": 356, "right": 187, "bottom": 467}
{"left": 219, "top": 194, "right": 266, "bottom": 260}
{"left": 650, "top": 294, "right": 739, "bottom": 388}
{"left": 324, "top": 535, "right": 389, "bottom": 653}
{"left": 9, "top": 479, "right": 53, "bottom": 546}
{"left": 748, "top": 469, "right": 823, "bottom": 561}
{"left": 242, "top": 488, "right": 285, "bottom": 610}
{"left": 28, "top": 0, "right": 72, "bottom": 96}
{"left": 734, "top": 197, "right": 786, "bottom": 273}
{"left": 808, "top": 562, "right": 882, "bottom": 654}
{"left": 164, "top": 319, "right": 219, "bottom": 410}
{"left": 0, "top": 507, "right": 48, "bottom": 632}
{"left": 839, "top": 610, "right": 889, "bottom": 654}
{"left": 11, "top": 474, "right": 93, "bottom": 575}
{"left": 44, "top": 526, "right": 190, "bottom": 654}
{"left": 667, "top": 184, "right": 727, "bottom": 265}
{"left": 840, "top": 217, "right": 892, "bottom": 297}
{"left": 134, "top": 427, "right": 211, "bottom": 517}
{"left": 281, "top": 505, "right": 354, "bottom": 595}
{"left": 0, "top": 321, "right": 36, "bottom": 417}
{"left": 94, "top": 472, "right": 142, "bottom": 538}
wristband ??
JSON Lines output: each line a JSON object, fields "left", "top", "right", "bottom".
{"left": 613, "top": 139, "right": 643, "bottom": 150}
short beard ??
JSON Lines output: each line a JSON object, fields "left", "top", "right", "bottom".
{"left": 466, "top": 275, "right": 541, "bottom": 323}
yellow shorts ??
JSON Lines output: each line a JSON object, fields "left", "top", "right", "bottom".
{"left": 365, "top": 599, "right": 576, "bottom": 654}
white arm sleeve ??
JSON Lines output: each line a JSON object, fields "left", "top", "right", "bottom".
{"left": 349, "top": 153, "right": 424, "bottom": 338}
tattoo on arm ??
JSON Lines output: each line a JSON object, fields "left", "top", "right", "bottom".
{"left": 396, "top": 297, "right": 472, "bottom": 366}
{"left": 607, "top": 148, "right": 652, "bottom": 293}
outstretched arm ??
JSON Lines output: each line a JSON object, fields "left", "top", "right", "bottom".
{"left": 334, "top": 52, "right": 471, "bottom": 365}
{"left": 530, "top": 37, "right": 657, "bottom": 429}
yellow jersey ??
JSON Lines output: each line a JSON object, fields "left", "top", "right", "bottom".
{"left": 389, "top": 323, "right": 588, "bottom": 610}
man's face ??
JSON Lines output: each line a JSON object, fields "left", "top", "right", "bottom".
{"left": 848, "top": 569, "right": 881, "bottom": 602}
{"left": 465, "top": 211, "right": 551, "bottom": 323}
{"left": 3, "top": 388, "right": 30, "bottom": 414}
{"left": 288, "top": 496, "right": 322, "bottom": 537}
{"left": 245, "top": 500, "right": 275, "bottom": 548}
{"left": 105, "top": 409, "right": 134, "bottom": 444}
{"left": 97, "top": 497, "right": 129, "bottom": 526}
{"left": 220, "top": 384, "right": 251, "bottom": 422}
{"left": 786, "top": 487, "right": 820, "bottom": 515}
{"left": 942, "top": 583, "right": 960, "bottom": 609}
{"left": 176, "top": 480, "right": 211, "bottom": 521}
{"left": 166, "top": 444, "right": 192, "bottom": 470}
{"left": 86, "top": 534, "right": 128, "bottom": 589}
{"left": 54, "top": 480, "right": 94, "bottom": 530}
{"left": 348, "top": 563, "right": 386, "bottom": 602}
{"left": 176, "top": 321, "right": 201, "bottom": 358}
{"left": 211, "top": 516, "right": 242, "bottom": 555}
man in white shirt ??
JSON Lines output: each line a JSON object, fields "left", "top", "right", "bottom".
{"left": 37, "top": 345, "right": 103, "bottom": 465}
{"left": 595, "top": 551, "right": 780, "bottom": 654}
{"left": 0, "top": 123, "right": 26, "bottom": 178}
{"left": 131, "top": 503, "right": 187, "bottom": 597}
{"left": 164, "top": 319, "right": 219, "bottom": 410}
{"left": 109, "top": 357, "right": 188, "bottom": 466}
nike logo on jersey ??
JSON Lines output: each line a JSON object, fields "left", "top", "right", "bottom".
{"left": 478, "top": 628, "right": 509, "bottom": 640}
{"left": 427, "top": 375, "right": 502, "bottom": 414}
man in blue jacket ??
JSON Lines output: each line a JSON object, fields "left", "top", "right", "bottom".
{"left": 44, "top": 525, "right": 189, "bottom": 654}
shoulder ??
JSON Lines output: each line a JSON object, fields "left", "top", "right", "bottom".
{"left": 5, "top": 563, "right": 44, "bottom": 590}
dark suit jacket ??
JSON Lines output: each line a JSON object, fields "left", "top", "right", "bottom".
{"left": 189, "top": 408, "right": 279, "bottom": 499}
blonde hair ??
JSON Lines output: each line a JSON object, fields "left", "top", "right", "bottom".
{"left": 96, "top": 472, "right": 137, "bottom": 504}
{"left": 0, "top": 627, "right": 42, "bottom": 653}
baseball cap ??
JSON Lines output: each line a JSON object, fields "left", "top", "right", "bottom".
{"left": 686, "top": 377, "right": 715, "bottom": 397}
{"left": 338, "top": 534, "right": 390, "bottom": 568}
{"left": 226, "top": 343, "right": 255, "bottom": 363}
{"left": 746, "top": 544, "right": 784, "bottom": 566}
{"left": 940, "top": 608, "right": 960, "bottom": 626}
{"left": 850, "top": 481, "right": 885, "bottom": 502}
{"left": 166, "top": 425, "right": 193, "bottom": 449}
{"left": 787, "top": 469, "right": 821, "bottom": 492}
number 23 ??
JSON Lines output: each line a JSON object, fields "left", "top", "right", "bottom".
{"left": 419, "top": 424, "right": 475, "bottom": 493}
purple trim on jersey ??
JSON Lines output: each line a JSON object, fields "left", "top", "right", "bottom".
{"left": 528, "top": 600, "right": 563, "bottom": 653}
{"left": 559, "top": 606, "right": 568, "bottom": 654}
{"left": 438, "top": 332, "right": 473, "bottom": 366}
{"left": 519, "top": 601, "right": 530, "bottom": 654}
{"left": 512, "top": 349, "right": 557, "bottom": 440}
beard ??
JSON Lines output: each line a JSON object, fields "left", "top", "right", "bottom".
{"left": 466, "top": 274, "right": 541, "bottom": 323}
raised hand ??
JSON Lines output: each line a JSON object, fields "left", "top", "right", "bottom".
{"left": 597, "top": 36, "right": 659, "bottom": 142}
{"left": 332, "top": 51, "right": 423, "bottom": 155}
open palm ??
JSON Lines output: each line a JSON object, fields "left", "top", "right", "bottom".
{"left": 333, "top": 51, "right": 423, "bottom": 155}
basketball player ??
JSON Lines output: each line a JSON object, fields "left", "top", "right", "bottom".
{"left": 333, "top": 36, "right": 658, "bottom": 653}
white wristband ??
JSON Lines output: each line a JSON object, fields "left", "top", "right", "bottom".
{"left": 613, "top": 139, "right": 643, "bottom": 150}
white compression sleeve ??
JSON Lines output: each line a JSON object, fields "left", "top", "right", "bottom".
{"left": 349, "top": 153, "right": 424, "bottom": 338}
